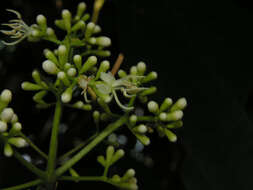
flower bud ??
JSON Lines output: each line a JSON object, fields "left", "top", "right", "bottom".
{"left": 21, "top": 82, "right": 43, "bottom": 91}
{"left": 93, "top": 110, "right": 100, "bottom": 124}
{"left": 12, "top": 122, "right": 22, "bottom": 131}
{"left": 139, "top": 87, "right": 157, "bottom": 96}
{"left": 164, "top": 129, "right": 177, "bottom": 142}
{"left": 76, "top": 2, "right": 87, "bottom": 19}
{"left": 8, "top": 137, "right": 27, "bottom": 148}
{"left": 36, "top": 15, "right": 47, "bottom": 29}
{"left": 129, "top": 115, "right": 137, "bottom": 126}
{"left": 33, "top": 91, "right": 47, "bottom": 104}
{"left": 64, "top": 63, "right": 71, "bottom": 70}
{"left": 0, "top": 121, "right": 7, "bottom": 132}
{"left": 111, "top": 175, "right": 121, "bottom": 183}
{"left": 46, "top": 28, "right": 56, "bottom": 37}
{"left": 130, "top": 66, "right": 138, "bottom": 75}
{"left": 31, "top": 29, "right": 41, "bottom": 37}
{"left": 134, "top": 124, "right": 147, "bottom": 134}
{"left": 58, "top": 45, "right": 67, "bottom": 65}
{"left": 170, "top": 97, "right": 187, "bottom": 111}
{"left": 67, "top": 68, "right": 77, "bottom": 77}
{"left": 118, "top": 69, "right": 127, "bottom": 78}
{"left": 11, "top": 114, "right": 18, "bottom": 123}
{"left": 61, "top": 87, "right": 73, "bottom": 103}
{"left": 4, "top": 143, "right": 13, "bottom": 157}
{"left": 159, "top": 112, "right": 167, "bottom": 121}
{"left": 111, "top": 149, "right": 125, "bottom": 164}
{"left": 80, "top": 56, "right": 97, "bottom": 74}
{"left": 123, "top": 169, "right": 136, "bottom": 180}
{"left": 72, "top": 20, "right": 86, "bottom": 32}
{"left": 96, "top": 60, "right": 110, "bottom": 79}
{"left": 137, "top": 61, "right": 146, "bottom": 75}
{"left": 73, "top": 101, "right": 92, "bottom": 110}
{"left": 94, "top": 25, "right": 101, "bottom": 33}
{"left": 95, "top": 36, "right": 111, "bottom": 47}
{"left": 1, "top": 108, "right": 14, "bottom": 122}
{"left": 81, "top": 14, "right": 90, "bottom": 22}
{"left": 0, "top": 89, "right": 12, "bottom": 103}
{"left": 57, "top": 72, "right": 70, "bottom": 86}
{"left": 73, "top": 54, "right": 82, "bottom": 70}
{"left": 85, "top": 22, "right": 95, "bottom": 38}
{"left": 42, "top": 60, "right": 59, "bottom": 74}
{"left": 142, "top": 71, "right": 157, "bottom": 83}
{"left": 106, "top": 145, "right": 115, "bottom": 164}
{"left": 166, "top": 121, "right": 183, "bottom": 129}
{"left": 94, "top": 50, "right": 111, "bottom": 57}
{"left": 97, "top": 155, "right": 106, "bottom": 166}
{"left": 135, "top": 133, "right": 150, "bottom": 146}
{"left": 32, "top": 70, "right": 42, "bottom": 85}
{"left": 160, "top": 97, "right": 173, "bottom": 112}
{"left": 62, "top": 9, "right": 72, "bottom": 33}
{"left": 54, "top": 19, "right": 65, "bottom": 30}
{"left": 147, "top": 101, "right": 159, "bottom": 114}
{"left": 166, "top": 110, "right": 183, "bottom": 121}
{"left": 44, "top": 49, "right": 58, "bottom": 65}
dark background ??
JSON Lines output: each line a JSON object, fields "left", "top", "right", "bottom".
{"left": 1, "top": 0, "right": 253, "bottom": 189}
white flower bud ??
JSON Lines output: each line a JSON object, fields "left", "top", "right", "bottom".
{"left": 61, "top": 87, "right": 72, "bottom": 103}
{"left": 129, "top": 115, "right": 137, "bottom": 124}
{"left": 13, "top": 122, "right": 22, "bottom": 131}
{"left": 171, "top": 97, "right": 187, "bottom": 111}
{"left": 42, "top": 60, "right": 59, "bottom": 74}
{"left": 167, "top": 110, "right": 183, "bottom": 121}
{"left": 96, "top": 36, "right": 111, "bottom": 47}
{"left": 67, "top": 68, "right": 77, "bottom": 77}
{"left": 31, "top": 29, "right": 40, "bottom": 37}
{"left": 0, "top": 121, "right": 7, "bottom": 132}
{"left": 130, "top": 66, "right": 138, "bottom": 75}
{"left": 1, "top": 89, "right": 12, "bottom": 103}
{"left": 11, "top": 114, "right": 18, "bottom": 123}
{"left": 62, "top": 9, "right": 71, "bottom": 20}
{"left": 137, "top": 61, "right": 146, "bottom": 74}
{"left": 147, "top": 101, "right": 159, "bottom": 114}
{"left": 136, "top": 124, "right": 147, "bottom": 133}
{"left": 159, "top": 112, "right": 167, "bottom": 121}
{"left": 58, "top": 45, "right": 67, "bottom": 55}
{"left": 94, "top": 25, "right": 101, "bottom": 33}
{"left": 1, "top": 108, "right": 14, "bottom": 122}
{"left": 125, "top": 169, "right": 136, "bottom": 178}
{"left": 46, "top": 27, "right": 55, "bottom": 36}
{"left": 9, "top": 137, "right": 27, "bottom": 148}
{"left": 57, "top": 71, "right": 66, "bottom": 79}
{"left": 36, "top": 14, "right": 46, "bottom": 25}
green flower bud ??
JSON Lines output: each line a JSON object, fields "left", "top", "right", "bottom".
{"left": 1, "top": 108, "right": 14, "bottom": 122}
{"left": 100, "top": 113, "right": 110, "bottom": 121}
{"left": 97, "top": 155, "right": 106, "bottom": 166}
{"left": 69, "top": 168, "right": 79, "bottom": 177}
{"left": 42, "top": 60, "right": 59, "bottom": 74}
{"left": 73, "top": 54, "right": 82, "bottom": 70}
{"left": 64, "top": 63, "right": 71, "bottom": 70}
{"left": 55, "top": 19, "right": 65, "bottom": 30}
{"left": 4, "top": 143, "right": 13, "bottom": 157}
{"left": 139, "top": 87, "right": 157, "bottom": 96}
{"left": 111, "top": 175, "right": 121, "bottom": 183}
{"left": 170, "top": 97, "right": 187, "bottom": 111}
{"left": 31, "top": 29, "right": 41, "bottom": 37}
{"left": 36, "top": 14, "right": 47, "bottom": 31}
{"left": 0, "top": 121, "right": 7, "bottom": 132}
{"left": 46, "top": 28, "right": 56, "bottom": 38}
{"left": 72, "top": 20, "right": 86, "bottom": 32}
{"left": 44, "top": 49, "right": 58, "bottom": 65}
{"left": 159, "top": 112, "right": 167, "bottom": 121}
{"left": 73, "top": 101, "right": 92, "bottom": 110}
{"left": 166, "top": 110, "right": 183, "bottom": 121}
{"left": 111, "top": 149, "right": 125, "bottom": 164}
{"left": 123, "top": 169, "right": 136, "bottom": 180}
{"left": 76, "top": 2, "right": 87, "bottom": 19}
{"left": 118, "top": 69, "right": 127, "bottom": 78}
{"left": 130, "top": 66, "right": 138, "bottom": 75}
{"left": 137, "top": 61, "right": 146, "bottom": 75}
{"left": 58, "top": 45, "right": 67, "bottom": 65}
{"left": 94, "top": 50, "right": 111, "bottom": 57}
{"left": 142, "top": 71, "right": 157, "bottom": 83}
{"left": 106, "top": 145, "right": 115, "bottom": 164}
{"left": 67, "top": 68, "right": 77, "bottom": 77}
{"left": 62, "top": 9, "right": 72, "bottom": 33}
{"left": 0, "top": 89, "right": 12, "bottom": 103}
{"left": 147, "top": 101, "right": 159, "bottom": 114}
{"left": 61, "top": 87, "right": 73, "bottom": 103}
{"left": 135, "top": 133, "right": 150, "bottom": 146}
{"left": 96, "top": 60, "right": 110, "bottom": 79}
{"left": 138, "top": 95, "right": 148, "bottom": 103}
{"left": 95, "top": 36, "right": 111, "bottom": 47}
{"left": 11, "top": 114, "right": 18, "bottom": 124}
{"left": 160, "top": 97, "right": 173, "bottom": 112}
{"left": 8, "top": 137, "right": 27, "bottom": 148}
{"left": 164, "top": 129, "right": 177, "bottom": 142}
{"left": 12, "top": 122, "right": 22, "bottom": 131}
{"left": 94, "top": 25, "right": 101, "bottom": 33}
{"left": 21, "top": 82, "right": 43, "bottom": 91}
{"left": 81, "top": 14, "right": 90, "bottom": 22}
{"left": 85, "top": 22, "right": 95, "bottom": 38}
{"left": 166, "top": 121, "right": 183, "bottom": 129}
{"left": 57, "top": 72, "right": 70, "bottom": 86}
{"left": 93, "top": 110, "right": 100, "bottom": 124}
{"left": 129, "top": 115, "right": 137, "bottom": 126}
{"left": 88, "top": 37, "right": 96, "bottom": 44}
{"left": 33, "top": 90, "right": 47, "bottom": 104}
{"left": 134, "top": 124, "right": 147, "bottom": 134}
{"left": 32, "top": 70, "right": 41, "bottom": 85}
{"left": 80, "top": 56, "right": 97, "bottom": 74}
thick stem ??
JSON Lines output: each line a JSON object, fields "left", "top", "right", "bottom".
{"left": 47, "top": 100, "right": 62, "bottom": 181}
{"left": 55, "top": 116, "right": 127, "bottom": 177}
{"left": 1, "top": 179, "right": 42, "bottom": 190}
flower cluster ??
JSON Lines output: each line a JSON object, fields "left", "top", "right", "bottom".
{"left": 0, "top": 89, "right": 27, "bottom": 157}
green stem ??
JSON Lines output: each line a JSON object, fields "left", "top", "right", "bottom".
{"left": 137, "top": 116, "right": 156, "bottom": 122}
{"left": 59, "top": 176, "right": 105, "bottom": 182}
{"left": 55, "top": 116, "right": 127, "bottom": 177}
{"left": 2, "top": 179, "right": 42, "bottom": 190}
{"left": 19, "top": 132, "right": 48, "bottom": 160}
{"left": 47, "top": 100, "right": 62, "bottom": 181}
{"left": 13, "top": 151, "right": 46, "bottom": 179}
